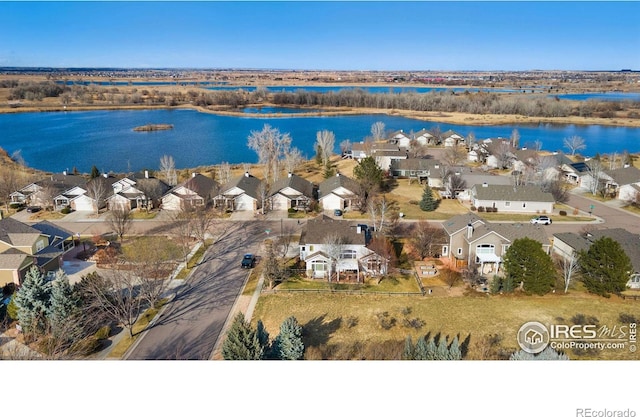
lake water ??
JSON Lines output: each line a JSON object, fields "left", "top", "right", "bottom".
{"left": 1, "top": 108, "right": 639, "bottom": 174}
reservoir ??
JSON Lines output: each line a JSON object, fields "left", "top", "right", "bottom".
{"left": 0, "top": 108, "right": 639, "bottom": 174}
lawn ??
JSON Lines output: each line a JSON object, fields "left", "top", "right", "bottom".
{"left": 251, "top": 290, "right": 640, "bottom": 360}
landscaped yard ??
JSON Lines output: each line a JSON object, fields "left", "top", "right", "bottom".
{"left": 251, "top": 290, "right": 640, "bottom": 360}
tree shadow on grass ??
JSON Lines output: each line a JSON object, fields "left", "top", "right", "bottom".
{"left": 302, "top": 314, "right": 342, "bottom": 348}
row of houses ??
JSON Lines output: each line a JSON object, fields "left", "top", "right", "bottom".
{"left": 9, "top": 169, "right": 366, "bottom": 215}
{"left": 296, "top": 211, "right": 640, "bottom": 288}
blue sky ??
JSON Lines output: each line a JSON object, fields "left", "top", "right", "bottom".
{"left": 1, "top": 1, "right": 638, "bottom": 71}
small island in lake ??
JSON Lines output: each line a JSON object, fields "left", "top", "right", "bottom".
{"left": 133, "top": 123, "right": 174, "bottom": 132}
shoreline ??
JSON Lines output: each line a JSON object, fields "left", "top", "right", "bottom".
{"left": 2, "top": 102, "right": 640, "bottom": 128}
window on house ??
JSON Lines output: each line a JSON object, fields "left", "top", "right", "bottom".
{"left": 522, "top": 202, "right": 526, "bottom": 208}
{"left": 36, "top": 239, "right": 45, "bottom": 252}
{"left": 442, "top": 246, "right": 449, "bottom": 256}
{"left": 505, "top": 201, "right": 511, "bottom": 207}
{"left": 312, "top": 260, "right": 326, "bottom": 271}
{"left": 340, "top": 250, "right": 357, "bottom": 259}
{"left": 457, "top": 248, "right": 463, "bottom": 255}
{"left": 309, "top": 245, "right": 314, "bottom": 252}
{"left": 476, "top": 244, "right": 495, "bottom": 254}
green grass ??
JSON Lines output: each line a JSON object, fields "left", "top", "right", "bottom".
{"left": 274, "top": 273, "right": 420, "bottom": 293}
{"left": 174, "top": 243, "right": 208, "bottom": 280}
{"left": 130, "top": 210, "right": 158, "bottom": 220}
{"left": 477, "top": 212, "right": 593, "bottom": 222}
{"left": 251, "top": 291, "right": 640, "bottom": 360}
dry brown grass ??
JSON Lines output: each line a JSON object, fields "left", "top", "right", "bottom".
{"left": 252, "top": 291, "right": 640, "bottom": 360}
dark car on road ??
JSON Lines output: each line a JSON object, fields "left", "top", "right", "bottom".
{"left": 26, "top": 206, "right": 41, "bottom": 213}
{"left": 241, "top": 253, "right": 256, "bottom": 268}
{"left": 333, "top": 209, "right": 343, "bottom": 217}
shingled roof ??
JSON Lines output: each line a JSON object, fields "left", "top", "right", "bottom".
{"left": 299, "top": 215, "right": 368, "bottom": 245}
{"left": 472, "top": 184, "right": 555, "bottom": 202}
{"left": 318, "top": 174, "right": 360, "bottom": 198}
{"left": 604, "top": 166, "right": 640, "bottom": 186}
{"left": 270, "top": 173, "right": 314, "bottom": 198}
{"left": 0, "top": 218, "right": 42, "bottom": 247}
{"left": 220, "top": 173, "right": 262, "bottom": 200}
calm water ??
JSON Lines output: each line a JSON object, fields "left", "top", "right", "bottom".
{"left": 0, "top": 109, "right": 639, "bottom": 174}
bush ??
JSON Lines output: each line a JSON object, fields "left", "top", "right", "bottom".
{"left": 287, "top": 207, "right": 297, "bottom": 214}
{"left": 60, "top": 206, "right": 72, "bottom": 214}
{"left": 9, "top": 203, "right": 24, "bottom": 209}
{"left": 470, "top": 205, "right": 476, "bottom": 211}
{"left": 559, "top": 210, "right": 567, "bottom": 216}
{"left": 68, "top": 336, "right": 102, "bottom": 356}
{"left": 477, "top": 206, "right": 485, "bottom": 212}
{"left": 619, "top": 313, "right": 637, "bottom": 324}
{"left": 376, "top": 311, "right": 396, "bottom": 330}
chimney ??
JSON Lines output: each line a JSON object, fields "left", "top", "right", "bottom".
{"left": 336, "top": 172, "right": 340, "bottom": 177}
{"left": 192, "top": 172, "right": 197, "bottom": 178}
{"left": 244, "top": 172, "right": 249, "bottom": 177}
{"left": 482, "top": 182, "right": 488, "bottom": 187}
{"left": 288, "top": 172, "right": 292, "bottom": 178}
{"left": 103, "top": 173, "right": 108, "bottom": 178}
{"left": 356, "top": 225, "right": 362, "bottom": 234}
{"left": 144, "top": 170, "right": 149, "bottom": 179}
{"left": 63, "top": 170, "right": 67, "bottom": 176}
{"left": 467, "top": 223, "right": 474, "bottom": 239}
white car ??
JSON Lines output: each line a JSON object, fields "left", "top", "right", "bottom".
{"left": 530, "top": 215, "right": 552, "bottom": 225}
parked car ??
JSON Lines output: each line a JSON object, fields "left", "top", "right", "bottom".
{"left": 530, "top": 215, "right": 552, "bottom": 225}
{"left": 333, "top": 209, "right": 343, "bottom": 217}
{"left": 241, "top": 253, "right": 256, "bottom": 269}
{"left": 26, "top": 206, "right": 41, "bottom": 213}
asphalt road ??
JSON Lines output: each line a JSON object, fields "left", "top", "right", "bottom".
{"left": 125, "top": 220, "right": 268, "bottom": 360}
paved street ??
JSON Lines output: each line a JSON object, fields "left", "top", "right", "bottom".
{"left": 124, "top": 220, "right": 268, "bottom": 360}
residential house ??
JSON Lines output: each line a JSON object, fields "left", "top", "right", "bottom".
{"left": 470, "top": 184, "right": 555, "bottom": 213}
{"left": 317, "top": 173, "right": 361, "bottom": 212}
{"left": 387, "top": 130, "right": 412, "bottom": 148}
{"left": 442, "top": 130, "right": 464, "bottom": 147}
{"left": 389, "top": 158, "right": 443, "bottom": 187}
{"left": 351, "top": 141, "right": 402, "bottom": 161}
{"left": 107, "top": 171, "right": 170, "bottom": 211}
{"left": 414, "top": 129, "right": 436, "bottom": 146}
{"left": 456, "top": 172, "right": 513, "bottom": 201}
{"left": 298, "top": 215, "right": 387, "bottom": 281}
{"left": 603, "top": 166, "right": 640, "bottom": 201}
{"left": 268, "top": 173, "right": 315, "bottom": 212}
{"left": 552, "top": 228, "right": 640, "bottom": 289}
{"left": 214, "top": 172, "right": 262, "bottom": 212}
{"left": 162, "top": 173, "right": 219, "bottom": 211}
{"left": 441, "top": 213, "right": 551, "bottom": 275}
{"left": 11, "top": 172, "right": 87, "bottom": 210}
{"left": 0, "top": 218, "right": 74, "bottom": 286}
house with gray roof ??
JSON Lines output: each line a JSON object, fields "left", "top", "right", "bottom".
{"left": 441, "top": 213, "right": 551, "bottom": 275}
{"left": 267, "top": 173, "right": 315, "bottom": 212}
{"left": 162, "top": 173, "right": 219, "bottom": 211}
{"left": 390, "top": 158, "right": 444, "bottom": 187}
{"left": 214, "top": 172, "right": 262, "bottom": 212}
{"left": 470, "top": 184, "right": 555, "bottom": 213}
{"left": 603, "top": 166, "right": 640, "bottom": 201}
{"left": 552, "top": 228, "right": 640, "bottom": 289}
{"left": 11, "top": 172, "right": 87, "bottom": 210}
{"left": 299, "top": 215, "right": 386, "bottom": 280}
{"left": 318, "top": 173, "right": 361, "bottom": 212}
{"left": 0, "top": 217, "right": 74, "bottom": 286}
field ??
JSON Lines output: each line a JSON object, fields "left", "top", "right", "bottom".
{"left": 251, "top": 290, "right": 640, "bottom": 360}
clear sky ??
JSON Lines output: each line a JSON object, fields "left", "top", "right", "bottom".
{"left": 1, "top": 1, "right": 639, "bottom": 71}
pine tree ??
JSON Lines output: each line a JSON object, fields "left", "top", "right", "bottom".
{"left": 13, "top": 266, "right": 52, "bottom": 339}
{"left": 256, "top": 319, "right": 271, "bottom": 358}
{"left": 503, "top": 237, "right": 556, "bottom": 295}
{"left": 510, "top": 346, "right": 569, "bottom": 360}
{"left": 221, "top": 313, "right": 263, "bottom": 360}
{"left": 426, "top": 337, "right": 437, "bottom": 360}
{"left": 419, "top": 185, "right": 439, "bottom": 212}
{"left": 272, "top": 316, "right": 305, "bottom": 360}
{"left": 414, "top": 336, "right": 430, "bottom": 360}
{"left": 579, "top": 237, "right": 633, "bottom": 297}
{"left": 435, "top": 336, "right": 449, "bottom": 360}
{"left": 90, "top": 165, "right": 100, "bottom": 179}
{"left": 402, "top": 335, "right": 414, "bottom": 360}
{"left": 448, "top": 336, "right": 462, "bottom": 360}
{"left": 47, "top": 271, "right": 81, "bottom": 341}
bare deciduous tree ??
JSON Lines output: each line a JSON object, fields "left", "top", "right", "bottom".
{"left": 247, "top": 124, "right": 291, "bottom": 185}
{"left": 510, "top": 129, "right": 520, "bottom": 149}
{"left": 442, "top": 168, "right": 467, "bottom": 199}
{"left": 371, "top": 121, "right": 386, "bottom": 141}
{"left": 410, "top": 220, "right": 446, "bottom": 260}
{"left": 443, "top": 145, "right": 466, "bottom": 167}
{"left": 160, "top": 155, "right": 177, "bottom": 186}
{"left": 315, "top": 130, "right": 335, "bottom": 168}
{"left": 323, "top": 233, "right": 344, "bottom": 283}
{"left": 557, "top": 253, "right": 580, "bottom": 294}
{"left": 85, "top": 176, "right": 110, "bottom": 214}
{"left": 282, "top": 147, "right": 304, "bottom": 174}
{"left": 107, "top": 206, "right": 133, "bottom": 241}
{"left": 217, "top": 162, "right": 232, "bottom": 186}
{"left": 339, "top": 139, "right": 352, "bottom": 156}
{"left": 136, "top": 178, "right": 164, "bottom": 212}
{"left": 585, "top": 159, "right": 605, "bottom": 196}
{"left": 563, "top": 135, "right": 587, "bottom": 156}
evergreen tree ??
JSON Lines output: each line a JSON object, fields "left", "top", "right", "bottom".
{"left": 426, "top": 337, "right": 437, "bottom": 360}
{"left": 272, "top": 316, "right": 305, "bottom": 360}
{"left": 353, "top": 156, "right": 384, "bottom": 199}
{"left": 221, "top": 313, "right": 263, "bottom": 360}
{"left": 448, "top": 336, "right": 462, "bottom": 360}
{"left": 503, "top": 237, "right": 556, "bottom": 295}
{"left": 402, "top": 335, "right": 414, "bottom": 360}
{"left": 256, "top": 319, "right": 271, "bottom": 359}
{"left": 90, "top": 165, "right": 100, "bottom": 179}
{"left": 510, "top": 346, "right": 569, "bottom": 360}
{"left": 13, "top": 266, "right": 52, "bottom": 338}
{"left": 414, "top": 336, "right": 430, "bottom": 360}
{"left": 47, "top": 271, "right": 81, "bottom": 341}
{"left": 322, "top": 161, "right": 336, "bottom": 179}
{"left": 490, "top": 276, "right": 503, "bottom": 294}
{"left": 579, "top": 237, "right": 633, "bottom": 297}
{"left": 435, "top": 336, "right": 449, "bottom": 360}
{"left": 502, "top": 275, "right": 515, "bottom": 293}
{"left": 419, "top": 185, "right": 439, "bottom": 212}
